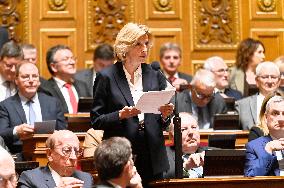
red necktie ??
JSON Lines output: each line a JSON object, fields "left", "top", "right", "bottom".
{"left": 169, "top": 76, "right": 176, "bottom": 84}
{"left": 64, "top": 83, "right": 78, "bottom": 113}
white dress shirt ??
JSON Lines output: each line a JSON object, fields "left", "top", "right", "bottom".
{"left": 123, "top": 65, "right": 144, "bottom": 121}
{"left": 0, "top": 74, "right": 17, "bottom": 101}
{"left": 53, "top": 77, "right": 79, "bottom": 113}
{"left": 257, "top": 93, "right": 265, "bottom": 124}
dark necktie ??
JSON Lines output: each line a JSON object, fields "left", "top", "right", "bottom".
{"left": 27, "top": 100, "right": 36, "bottom": 125}
{"left": 64, "top": 83, "right": 78, "bottom": 113}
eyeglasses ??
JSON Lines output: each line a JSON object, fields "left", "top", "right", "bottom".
{"left": 258, "top": 75, "right": 280, "bottom": 80}
{"left": 212, "top": 68, "right": 229, "bottom": 74}
{"left": 0, "top": 173, "right": 18, "bottom": 186}
{"left": 55, "top": 56, "right": 77, "bottom": 64}
{"left": 54, "top": 146, "right": 83, "bottom": 158}
{"left": 18, "top": 74, "right": 39, "bottom": 81}
{"left": 24, "top": 58, "right": 37, "bottom": 62}
{"left": 192, "top": 87, "right": 214, "bottom": 100}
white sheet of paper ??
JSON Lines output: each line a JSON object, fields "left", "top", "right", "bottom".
{"left": 135, "top": 89, "right": 175, "bottom": 114}
{"left": 34, "top": 120, "right": 56, "bottom": 134}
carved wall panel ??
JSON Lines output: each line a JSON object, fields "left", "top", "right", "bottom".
{"left": 146, "top": 0, "right": 181, "bottom": 20}
{"left": 86, "top": 0, "right": 134, "bottom": 51}
{"left": 148, "top": 28, "right": 182, "bottom": 63}
{"left": 250, "top": 0, "right": 283, "bottom": 20}
{"left": 251, "top": 30, "right": 284, "bottom": 61}
{"left": 39, "top": 29, "right": 76, "bottom": 78}
{"left": 0, "top": 0, "right": 21, "bottom": 41}
{"left": 192, "top": 0, "right": 240, "bottom": 50}
{"left": 40, "top": 0, "right": 76, "bottom": 19}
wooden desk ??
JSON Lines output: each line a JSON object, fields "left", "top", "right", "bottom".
{"left": 151, "top": 176, "right": 284, "bottom": 188}
{"left": 22, "top": 133, "right": 86, "bottom": 166}
{"left": 200, "top": 130, "right": 249, "bottom": 149}
{"left": 65, "top": 113, "right": 91, "bottom": 132}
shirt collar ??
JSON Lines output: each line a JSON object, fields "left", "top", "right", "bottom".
{"left": 164, "top": 71, "right": 178, "bottom": 79}
{"left": 53, "top": 77, "right": 68, "bottom": 88}
{"left": 122, "top": 64, "right": 142, "bottom": 83}
{"left": 18, "top": 92, "right": 38, "bottom": 104}
{"left": 48, "top": 165, "right": 62, "bottom": 186}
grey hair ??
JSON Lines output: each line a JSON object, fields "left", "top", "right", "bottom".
{"left": 256, "top": 61, "right": 280, "bottom": 77}
{"left": 203, "top": 56, "right": 225, "bottom": 71}
{"left": 191, "top": 69, "right": 216, "bottom": 87}
{"left": 159, "top": 42, "right": 181, "bottom": 59}
{"left": 265, "top": 95, "right": 284, "bottom": 114}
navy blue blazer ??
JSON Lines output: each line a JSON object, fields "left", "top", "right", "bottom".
{"left": 245, "top": 136, "right": 280, "bottom": 176}
{"left": 224, "top": 88, "right": 242, "bottom": 100}
{"left": 91, "top": 62, "right": 170, "bottom": 175}
{"left": 18, "top": 166, "right": 93, "bottom": 188}
{"left": 0, "top": 92, "right": 67, "bottom": 154}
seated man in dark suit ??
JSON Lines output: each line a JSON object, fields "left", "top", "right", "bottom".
{"left": 45, "top": 45, "right": 91, "bottom": 114}
{"left": 0, "top": 62, "right": 66, "bottom": 159}
{"left": 18, "top": 130, "right": 93, "bottom": 187}
{"left": 75, "top": 43, "right": 114, "bottom": 96}
{"left": 204, "top": 56, "right": 242, "bottom": 100}
{"left": 0, "top": 146, "right": 17, "bottom": 188}
{"left": 245, "top": 95, "right": 284, "bottom": 176}
{"left": 164, "top": 112, "right": 204, "bottom": 178}
{"left": 172, "top": 69, "right": 227, "bottom": 129}
{"left": 94, "top": 137, "right": 142, "bottom": 188}
{"left": 159, "top": 42, "right": 192, "bottom": 91}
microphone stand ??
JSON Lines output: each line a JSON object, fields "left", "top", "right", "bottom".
{"left": 155, "top": 68, "right": 183, "bottom": 178}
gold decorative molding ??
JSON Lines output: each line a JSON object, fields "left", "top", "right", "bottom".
{"left": 192, "top": 60, "right": 235, "bottom": 73}
{"left": 86, "top": 0, "right": 134, "bottom": 51}
{"left": 48, "top": 0, "right": 68, "bottom": 11}
{"left": 193, "top": 0, "right": 240, "bottom": 50}
{"left": 153, "top": 0, "right": 173, "bottom": 12}
{"left": 257, "top": 0, "right": 276, "bottom": 12}
{"left": 22, "top": 0, "right": 29, "bottom": 43}
{"left": 0, "top": 0, "right": 20, "bottom": 41}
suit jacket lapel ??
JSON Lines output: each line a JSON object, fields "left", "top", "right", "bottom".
{"left": 13, "top": 94, "right": 27, "bottom": 123}
{"left": 250, "top": 95, "right": 257, "bottom": 124}
{"left": 113, "top": 62, "right": 134, "bottom": 106}
{"left": 142, "top": 64, "right": 153, "bottom": 92}
{"left": 43, "top": 166, "right": 57, "bottom": 188}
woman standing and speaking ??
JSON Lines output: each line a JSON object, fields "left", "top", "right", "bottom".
{"left": 91, "top": 23, "right": 174, "bottom": 186}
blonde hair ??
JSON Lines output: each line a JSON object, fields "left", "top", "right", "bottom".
{"left": 113, "top": 23, "right": 152, "bottom": 61}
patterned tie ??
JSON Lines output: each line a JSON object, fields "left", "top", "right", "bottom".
{"left": 64, "top": 83, "right": 78, "bottom": 113}
{"left": 5, "top": 81, "right": 11, "bottom": 99}
{"left": 27, "top": 100, "right": 36, "bottom": 126}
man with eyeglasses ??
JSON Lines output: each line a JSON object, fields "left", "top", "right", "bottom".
{"left": 0, "top": 62, "right": 66, "bottom": 160}
{"left": 0, "top": 146, "right": 17, "bottom": 188}
{"left": 45, "top": 45, "right": 91, "bottom": 114}
{"left": 236, "top": 61, "right": 280, "bottom": 130}
{"left": 204, "top": 56, "right": 242, "bottom": 100}
{"left": 244, "top": 95, "right": 284, "bottom": 176}
{"left": 0, "top": 41, "right": 23, "bottom": 102}
{"left": 171, "top": 69, "right": 227, "bottom": 129}
{"left": 164, "top": 112, "right": 204, "bottom": 178}
{"left": 94, "top": 137, "right": 142, "bottom": 188}
{"left": 18, "top": 130, "right": 93, "bottom": 187}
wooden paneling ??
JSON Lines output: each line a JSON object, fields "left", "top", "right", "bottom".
{"left": 149, "top": 28, "right": 182, "bottom": 63}
{"left": 9, "top": 0, "right": 284, "bottom": 77}
{"left": 251, "top": 30, "right": 284, "bottom": 61}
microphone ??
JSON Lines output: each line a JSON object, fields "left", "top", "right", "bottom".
{"left": 150, "top": 61, "right": 183, "bottom": 178}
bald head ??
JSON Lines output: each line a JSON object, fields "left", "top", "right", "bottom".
{"left": 46, "top": 130, "right": 79, "bottom": 149}
{"left": 0, "top": 147, "right": 16, "bottom": 188}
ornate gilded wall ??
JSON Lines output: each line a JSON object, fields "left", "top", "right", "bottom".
{"left": 1, "top": 0, "right": 284, "bottom": 78}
